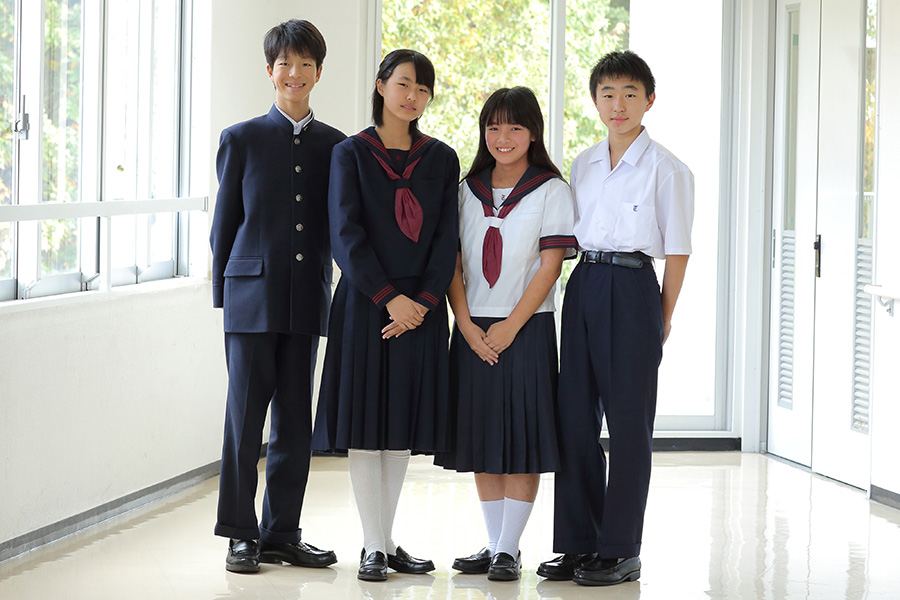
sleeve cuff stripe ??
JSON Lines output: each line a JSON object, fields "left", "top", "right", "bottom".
{"left": 373, "top": 285, "right": 396, "bottom": 304}
{"left": 540, "top": 235, "right": 578, "bottom": 249}
{"left": 417, "top": 292, "right": 439, "bottom": 305}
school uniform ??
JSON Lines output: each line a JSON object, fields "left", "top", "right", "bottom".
{"left": 209, "top": 105, "right": 345, "bottom": 543}
{"left": 553, "top": 127, "right": 693, "bottom": 559}
{"left": 435, "top": 168, "right": 576, "bottom": 474}
{"left": 311, "top": 127, "right": 460, "bottom": 453}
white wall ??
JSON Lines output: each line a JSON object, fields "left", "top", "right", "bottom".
{"left": 0, "top": 0, "right": 372, "bottom": 556}
{"left": 0, "top": 281, "right": 226, "bottom": 548}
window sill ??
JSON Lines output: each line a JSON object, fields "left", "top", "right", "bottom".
{"left": 0, "top": 277, "right": 211, "bottom": 316}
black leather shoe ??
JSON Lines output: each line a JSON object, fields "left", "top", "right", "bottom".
{"left": 358, "top": 549, "right": 388, "bottom": 581}
{"left": 258, "top": 540, "right": 337, "bottom": 568}
{"left": 452, "top": 547, "right": 492, "bottom": 574}
{"left": 573, "top": 556, "right": 641, "bottom": 586}
{"left": 487, "top": 551, "right": 521, "bottom": 581}
{"left": 225, "top": 539, "right": 260, "bottom": 573}
{"left": 387, "top": 546, "right": 435, "bottom": 574}
{"left": 536, "top": 553, "right": 597, "bottom": 580}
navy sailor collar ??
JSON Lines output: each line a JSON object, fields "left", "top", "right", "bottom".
{"left": 465, "top": 165, "right": 559, "bottom": 209}
{"left": 354, "top": 126, "right": 437, "bottom": 175}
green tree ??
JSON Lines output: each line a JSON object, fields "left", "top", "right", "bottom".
{"left": 41, "top": 0, "right": 82, "bottom": 275}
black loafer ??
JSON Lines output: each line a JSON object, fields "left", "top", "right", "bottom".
{"left": 536, "top": 553, "right": 597, "bottom": 580}
{"left": 387, "top": 546, "right": 435, "bottom": 574}
{"left": 225, "top": 539, "right": 260, "bottom": 574}
{"left": 258, "top": 540, "right": 337, "bottom": 568}
{"left": 358, "top": 549, "right": 388, "bottom": 581}
{"left": 573, "top": 556, "right": 641, "bottom": 586}
{"left": 487, "top": 551, "right": 521, "bottom": 581}
{"left": 452, "top": 547, "right": 492, "bottom": 574}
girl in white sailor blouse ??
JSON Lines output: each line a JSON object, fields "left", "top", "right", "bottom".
{"left": 434, "top": 86, "right": 577, "bottom": 581}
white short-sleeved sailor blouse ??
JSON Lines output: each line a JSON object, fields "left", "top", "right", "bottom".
{"left": 458, "top": 177, "right": 576, "bottom": 318}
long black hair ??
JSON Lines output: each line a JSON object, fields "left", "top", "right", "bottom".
{"left": 372, "top": 49, "right": 435, "bottom": 136}
{"left": 466, "top": 87, "right": 561, "bottom": 178}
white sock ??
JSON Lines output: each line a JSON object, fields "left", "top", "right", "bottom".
{"left": 481, "top": 499, "right": 505, "bottom": 555}
{"left": 381, "top": 449, "right": 410, "bottom": 555}
{"left": 495, "top": 497, "right": 534, "bottom": 557}
{"left": 348, "top": 449, "right": 385, "bottom": 556}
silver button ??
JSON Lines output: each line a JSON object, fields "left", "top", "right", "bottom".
{"left": 295, "top": 253, "right": 303, "bottom": 262}
{"left": 295, "top": 194, "right": 303, "bottom": 202}
{"left": 294, "top": 138, "right": 300, "bottom": 145}
{"left": 295, "top": 165, "right": 302, "bottom": 173}
{"left": 295, "top": 223, "right": 304, "bottom": 232}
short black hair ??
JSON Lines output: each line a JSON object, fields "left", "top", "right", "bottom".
{"left": 264, "top": 19, "right": 326, "bottom": 69}
{"left": 372, "top": 49, "right": 435, "bottom": 136}
{"left": 589, "top": 50, "right": 655, "bottom": 101}
{"left": 466, "top": 87, "right": 561, "bottom": 179}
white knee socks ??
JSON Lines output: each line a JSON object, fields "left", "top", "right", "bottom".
{"left": 347, "top": 448, "right": 411, "bottom": 556}
{"left": 381, "top": 449, "right": 410, "bottom": 555}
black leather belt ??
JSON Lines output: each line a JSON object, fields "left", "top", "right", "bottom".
{"left": 580, "top": 250, "right": 652, "bottom": 269}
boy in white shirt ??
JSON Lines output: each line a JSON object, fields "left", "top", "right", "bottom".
{"left": 537, "top": 50, "right": 693, "bottom": 587}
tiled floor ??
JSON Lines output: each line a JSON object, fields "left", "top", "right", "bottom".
{"left": 1, "top": 452, "right": 899, "bottom": 599}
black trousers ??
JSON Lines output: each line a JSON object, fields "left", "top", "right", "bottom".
{"left": 553, "top": 259, "right": 663, "bottom": 558}
{"left": 215, "top": 332, "right": 317, "bottom": 543}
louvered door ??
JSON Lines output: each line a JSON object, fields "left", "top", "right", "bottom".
{"left": 767, "top": 0, "right": 818, "bottom": 467}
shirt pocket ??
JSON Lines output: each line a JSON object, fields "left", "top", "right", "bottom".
{"left": 612, "top": 199, "right": 655, "bottom": 249}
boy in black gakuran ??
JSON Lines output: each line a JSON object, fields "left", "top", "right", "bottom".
{"left": 209, "top": 19, "right": 345, "bottom": 574}
{"left": 538, "top": 50, "right": 693, "bottom": 587}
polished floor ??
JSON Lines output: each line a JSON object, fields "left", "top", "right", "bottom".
{"left": 1, "top": 452, "right": 899, "bottom": 599}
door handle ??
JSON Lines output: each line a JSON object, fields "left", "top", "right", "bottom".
{"left": 814, "top": 234, "right": 821, "bottom": 277}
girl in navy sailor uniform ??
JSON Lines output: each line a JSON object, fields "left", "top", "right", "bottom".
{"left": 434, "top": 87, "right": 577, "bottom": 581}
{"left": 311, "top": 50, "right": 459, "bottom": 582}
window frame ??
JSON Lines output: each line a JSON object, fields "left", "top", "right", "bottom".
{"left": 0, "top": 0, "right": 201, "bottom": 302}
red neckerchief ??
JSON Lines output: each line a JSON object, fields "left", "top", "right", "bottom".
{"left": 355, "top": 127, "right": 436, "bottom": 242}
{"left": 466, "top": 166, "right": 558, "bottom": 287}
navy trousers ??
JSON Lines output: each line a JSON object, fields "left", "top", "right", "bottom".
{"left": 553, "top": 259, "right": 663, "bottom": 558}
{"left": 215, "top": 332, "right": 317, "bottom": 543}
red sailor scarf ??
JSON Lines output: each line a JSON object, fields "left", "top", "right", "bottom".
{"left": 466, "top": 166, "right": 559, "bottom": 288}
{"left": 355, "top": 128, "right": 437, "bottom": 243}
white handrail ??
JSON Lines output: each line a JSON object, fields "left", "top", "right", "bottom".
{"left": 0, "top": 196, "right": 208, "bottom": 223}
{"left": 865, "top": 284, "right": 898, "bottom": 316}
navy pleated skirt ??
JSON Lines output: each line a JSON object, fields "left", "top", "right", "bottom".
{"left": 311, "top": 275, "right": 451, "bottom": 453}
{"left": 434, "top": 312, "right": 560, "bottom": 474}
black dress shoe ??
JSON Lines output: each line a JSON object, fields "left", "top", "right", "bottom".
{"left": 225, "top": 539, "right": 260, "bottom": 573}
{"left": 487, "top": 551, "right": 521, "bottom": 581}
{"left": 258, "top": 540, "right": 337, "bottom": 568}
{"left": 387, "top": 546, "right": 435, "bottom": 574}
{"left": 358, "top": 549, "right": 388, "bottom": 581}
{"left": 452, "top": 547, "right": 492, "bottom": 574}
{"left": 536, "top": 553, "right": 597, "bottom": 580}
{"left": 573, "top": 556, "right": 641, "bottom": 586}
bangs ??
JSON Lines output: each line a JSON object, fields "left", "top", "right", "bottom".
{"left": 481, "top": 87, "right": 543, "bottom": 132}
{"left": 407, "top": 54, "right": 436, "bottom": 91}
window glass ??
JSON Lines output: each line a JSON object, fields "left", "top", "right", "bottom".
{"left": 41, "top": 0, "right": 83, "bottom": 277}
{"left": 563, "top": 0, "right": 629, "bottom": 177}
{"left": 1, "top": 0, "right": 15, "bottom": 282}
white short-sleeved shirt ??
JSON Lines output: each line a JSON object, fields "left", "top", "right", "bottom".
{"left": 570, "top": 127, "right": 694, "bottom": 258}
{"left": 459, "top": 177, "right": 576, "bottom": 318}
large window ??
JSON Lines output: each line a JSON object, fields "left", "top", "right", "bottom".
{"left": 382, "top": 0, "right": 726, "bottom": 432}
{"left": 0, "top": 0, "right": 195, "bottom": 301}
